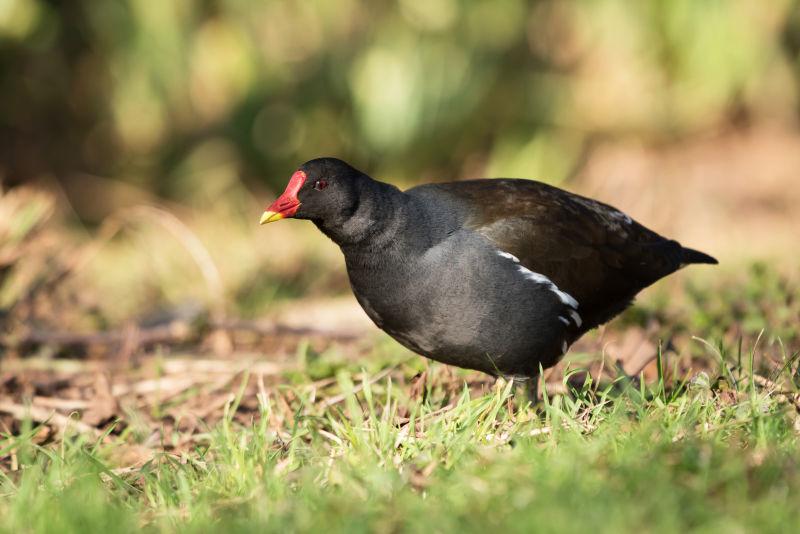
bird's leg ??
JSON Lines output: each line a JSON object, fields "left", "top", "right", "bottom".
{"left": 510, "top": 376, "right": 539, "bottom": 408}
{"left": 526, "top": 376, "right": 540, "bottom": 406}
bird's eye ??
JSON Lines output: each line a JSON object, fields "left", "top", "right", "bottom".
{"left": 314, "top": 180, "right": 328, "bottom": 191}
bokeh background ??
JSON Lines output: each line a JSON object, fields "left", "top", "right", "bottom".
{"left": 1, "top": 0, "right": 799, "bottom": 337}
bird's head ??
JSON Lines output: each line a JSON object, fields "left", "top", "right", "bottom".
{"left": 260, "top": 158, "right": 364, "bottom": 226}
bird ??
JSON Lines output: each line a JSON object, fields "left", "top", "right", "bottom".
{"left": 260, "top": 157, "right": 717, "bottom": 387}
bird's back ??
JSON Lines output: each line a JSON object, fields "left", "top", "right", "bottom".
{"left": 406, "top": 178, "right": 716, "bottom": 331}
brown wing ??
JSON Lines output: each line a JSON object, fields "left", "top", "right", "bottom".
{"left": 436, "top": 179, "right": 684, "bottom": 330}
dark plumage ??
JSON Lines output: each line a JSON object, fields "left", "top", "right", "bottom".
{"left": 261, "top": 158, "right": 717, "bottom": 380}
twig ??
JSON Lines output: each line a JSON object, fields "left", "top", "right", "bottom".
{"left": 0, "top": 401, "right": 101, "bottom": 437}
{"left": 31, "top": 396, "right": 91, "bottom": 411}
{"left": 3, "top": 318, "right": 360, "bottom": 352}
{"left": 395, "top": 404, "right": 456, "bottom": 426}
{"left": 159, "top": 358, "right": 288, "bottom": 376}
{"left": 210, "top": 318, "right": 363, "bottom": 341}
{"left": 111, "top": 376, "right": 199, "bottom": 398}
{"left": 319, "top": 367, "right": 395, "bottom": 408}
{"left": 6, "top": 321, "right": 192, "bottom": 349}
{"left": 752, "top": 374, "right": 800, "bottom": 410}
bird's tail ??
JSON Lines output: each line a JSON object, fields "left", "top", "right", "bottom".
{"left": 681, "top": 247, "right": 718, "bottom": 265}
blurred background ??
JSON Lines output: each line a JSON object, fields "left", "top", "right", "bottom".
{"left": 1, "top": 0, "right": 799, "bottom": 345}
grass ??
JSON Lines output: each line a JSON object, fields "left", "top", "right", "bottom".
{"left": 2, "top": 331, "right": 799, "bottom": 533}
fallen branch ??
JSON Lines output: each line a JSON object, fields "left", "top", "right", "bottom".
{"left": 3, "top": 318, "right": 361, "bottom": 354}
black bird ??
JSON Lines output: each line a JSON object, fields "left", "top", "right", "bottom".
{"left": 260, "top": 158, "right": 716, "bottom": 382}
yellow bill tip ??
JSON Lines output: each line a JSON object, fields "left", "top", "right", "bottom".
{"left": 260, "top": 211, "right": 283, "bottom": 225}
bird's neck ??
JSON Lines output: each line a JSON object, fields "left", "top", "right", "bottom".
{"left": 315, "top": 179, "right": 413, "bottom": 254}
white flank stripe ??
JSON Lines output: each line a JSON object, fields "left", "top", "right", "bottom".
{"left": 498, "top": 249, "right": 580, "bottom": 310}
{"left": 562, "top": 340, "right": 568, "bottom": 353}
{"left": 558, "top": 316, "right": 570, "bottom": 325}
{"left": 496, "top": 251, "right": 520, "bottom": 263}
{"left": 568, "top": 310, "right": 582, "bottom": 328}
{"left": 516, "top": 265, "right": 579, "bottom": 309}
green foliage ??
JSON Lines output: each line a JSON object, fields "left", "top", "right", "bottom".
{"left": 1, "top": 1, "right": 797, "bottom": 194}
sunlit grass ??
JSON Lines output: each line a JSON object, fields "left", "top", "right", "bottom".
{"left": 2, "top": 330, "right": 799, "bottom": 532}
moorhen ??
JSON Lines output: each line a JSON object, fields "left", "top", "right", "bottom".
{"left": 261, "top": 158, "right": 716, "bottom": 383}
